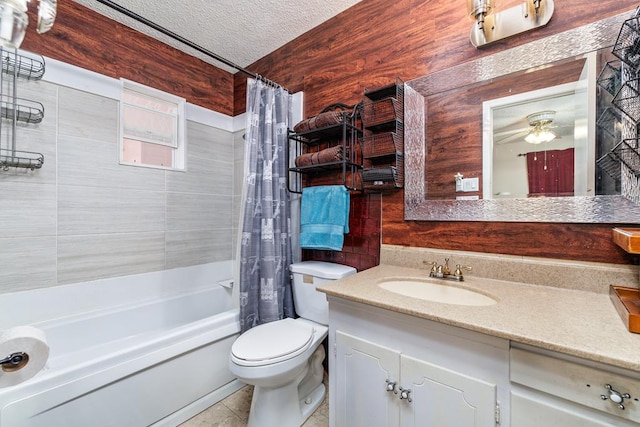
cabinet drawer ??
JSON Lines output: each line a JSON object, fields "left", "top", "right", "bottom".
{"left": 510, "top": 347, "right": 640, "bottom": 424}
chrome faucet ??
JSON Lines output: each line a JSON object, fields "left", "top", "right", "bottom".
{"left": 423, "top": 258, "right": 471, "bottom": 282}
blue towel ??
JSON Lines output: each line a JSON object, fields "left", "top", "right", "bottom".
{"left": 300, "top": 186, "right": 350, "bottom": 251}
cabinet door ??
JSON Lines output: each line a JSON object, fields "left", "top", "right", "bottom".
{"left": 335, "top": 331, "right": 401, "bottom": 427}
{"left": 400, "top": 354, "right": 497, "bottom": 427}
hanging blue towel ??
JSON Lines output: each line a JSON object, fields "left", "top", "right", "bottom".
{"left": 300, "top": 185, "right": 350, "bottom": 251}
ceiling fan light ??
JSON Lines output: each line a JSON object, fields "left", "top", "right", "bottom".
{"left": 524, "top": 132, "right": 541, "bottom": 144}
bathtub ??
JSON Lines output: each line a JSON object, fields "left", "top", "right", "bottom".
{"left": 0, "top": 261, "right": 243, "bottom": 427}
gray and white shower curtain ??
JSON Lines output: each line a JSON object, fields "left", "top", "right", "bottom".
{"left": 239, "top": 78, "right": 294, "bottom": 332}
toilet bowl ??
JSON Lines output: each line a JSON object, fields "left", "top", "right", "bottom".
{"left": 229, "top": 261, "right": 356, "bottom": 427}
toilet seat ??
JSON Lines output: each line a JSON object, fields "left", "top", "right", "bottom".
{"left": 231, "top": 318, "right": 314, "bottom": 367}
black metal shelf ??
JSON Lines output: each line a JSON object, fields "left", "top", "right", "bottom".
{"left": 287, "top": 107, "right": 363, "bottom": 194}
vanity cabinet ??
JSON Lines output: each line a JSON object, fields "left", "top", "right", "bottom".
{"left": 335, "top": 331, "right": 498, "bottom": 427}
{"left": 328, "top": 297, "right": 510, "bottom": 427}
{"left": 510, "top": 345, "right": 640, "bottom": 427}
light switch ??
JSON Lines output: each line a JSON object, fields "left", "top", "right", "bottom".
{"left": 462, "top": 177, "right": 479, "bottom": 192}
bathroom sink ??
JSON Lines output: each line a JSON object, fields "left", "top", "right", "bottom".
{"left": 378, "top": 279, "right": 497, "bottom": 306}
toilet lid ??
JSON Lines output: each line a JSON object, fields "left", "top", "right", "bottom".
{"left": 231, "top": 318, "right": 314, "bottom": 366}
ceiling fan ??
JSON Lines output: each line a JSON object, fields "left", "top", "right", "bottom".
{"left": 494, "top": 110, "right": 563, "bottom": 145}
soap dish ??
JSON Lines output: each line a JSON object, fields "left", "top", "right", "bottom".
{"left": 610, "top": 285, "right": 640, "bottom": 333}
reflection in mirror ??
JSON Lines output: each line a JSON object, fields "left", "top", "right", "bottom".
{"left": 484, "top": 49, "right": 622, "bottom": 200}
{"left": 405, "top": 10, "right": 640, "bottom": 222}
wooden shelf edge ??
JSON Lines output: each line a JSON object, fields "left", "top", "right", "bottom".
{"left": 610, "top": 285, "right": 640, "bottom": 333}
{"left": 612, "top": 227, "right": 640, "bottom": 254}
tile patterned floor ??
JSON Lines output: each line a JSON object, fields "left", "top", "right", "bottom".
{"left": 178, "top": 379, "right": 329, "bottom": 427}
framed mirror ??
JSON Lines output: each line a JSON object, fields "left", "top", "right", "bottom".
{"left": 404, "top": 10, "right": 640, "bottom": 223}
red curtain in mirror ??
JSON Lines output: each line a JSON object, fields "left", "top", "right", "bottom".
{"left": 526, "top": 148, "right": 574, "bottom": 197}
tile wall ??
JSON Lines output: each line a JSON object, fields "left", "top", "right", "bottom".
{"left": 0, "top": 77, "right": 235, "bottom": 294}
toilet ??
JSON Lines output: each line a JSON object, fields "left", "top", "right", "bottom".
{"left": 229, "top": 261, "right": 356, "bottom": 427}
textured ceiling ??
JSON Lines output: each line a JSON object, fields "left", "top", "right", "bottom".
{"left": 72, "top": 0, "right": 364, "bottom": 73}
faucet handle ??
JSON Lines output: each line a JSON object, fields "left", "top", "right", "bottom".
{"left": 423, "top": 261, "right": 438, "bottom": 274}
{"left": 454, "top": 264, "right": 472, "bottom": 280}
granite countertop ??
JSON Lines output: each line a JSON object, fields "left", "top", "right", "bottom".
{"left": 318, "top": 264, "right": 640, "bottom": 372}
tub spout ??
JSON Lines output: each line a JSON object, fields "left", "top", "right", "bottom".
{"left": 217, "top": 279, "right": 234, "bottom": 289}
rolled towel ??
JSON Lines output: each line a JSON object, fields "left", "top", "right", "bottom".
{"left": 295, "top": 145, "right": 343, "bottom": 167}
{"left": 293, "top": 110, "right": 345, "bottom": 134}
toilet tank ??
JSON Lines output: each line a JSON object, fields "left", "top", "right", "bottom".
{"left": 290, "top": 261, "right": 356, "bottom": 325}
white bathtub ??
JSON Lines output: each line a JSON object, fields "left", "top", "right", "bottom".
{"left": 0, "top": 262, "right": 242, "bottom": 427}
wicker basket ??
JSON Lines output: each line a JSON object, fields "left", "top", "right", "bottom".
{"left": 362, "top": 131, "right": 403, "bottom": 158}
{"left": 363, "top": 97, "right": 403, "bottom": 128}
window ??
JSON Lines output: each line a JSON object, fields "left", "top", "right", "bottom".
{"left": 120, "top": 79, "right": 186, "bottom": 170}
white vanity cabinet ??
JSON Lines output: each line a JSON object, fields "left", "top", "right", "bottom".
{"left": 328, "top": 297, "right": 510, "bottom": 427}
{"left": 335, "top": 331, "right": 498, "bottom": 426}
{"left": 510, "top": 345, "right": 640, "bottom": 427}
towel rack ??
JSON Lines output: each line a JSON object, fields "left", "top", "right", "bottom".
{"left": 287, "top": 104, "right": 364, "bottom": 194}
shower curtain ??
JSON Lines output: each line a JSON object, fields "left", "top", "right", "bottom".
{"left": 239, "top": 78, "right": 294, "bottom": 332}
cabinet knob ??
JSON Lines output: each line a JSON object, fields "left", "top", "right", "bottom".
{"left": 385, "top": 379, "right": 397, "bottom": 394}
{"left": 601, "top": 384, "right": 631, "bottom": 410}
{"left": 399, "top": 387, "right": 412, "bottom": 403}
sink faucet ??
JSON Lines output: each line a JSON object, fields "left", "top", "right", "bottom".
{"left": 423, "top": 258, "right": 471, "bottom": 282}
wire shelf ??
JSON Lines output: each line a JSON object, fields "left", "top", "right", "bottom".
{"left": 0, "top": 95, "right": 44, "bottom": 124}
{"left": 597, "top": 60, "right": 622, "bottom": 97}
{"left": 612, "top": 17, "right": 640, "bottom": 69}
{"left": 0, "top": 148, "right": 44, "bottom": 170}
{"left": 613, "top": 138, "right": 640, "bottom": 177}
{"left": 596, "top": 107, "right": 622, "bottom": 140}
{"left": 596, "top": 152, "right": 622, "bottom": 181}
{"left": 1, "top": 50, "right": 45, "bottom": 80}
{"left": 612, "top": 78, "right": 640, "bottom": 123}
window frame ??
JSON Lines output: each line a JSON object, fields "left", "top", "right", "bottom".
{"left": 119, "top": 79, "right": 186, "bottom": 171}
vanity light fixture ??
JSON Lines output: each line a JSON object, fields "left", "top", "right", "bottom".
{"left": 468, "top": 0, "right": 554, "bottom": 48}
{"left": 0, "top": 0, "right": 56, "bottom": 49}
{"left": 524, "top": 110, "right": 557, "bottom": 144}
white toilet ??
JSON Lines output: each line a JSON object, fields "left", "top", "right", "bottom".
{"left": 229, "top": 261, "right": 356, "bottom": 427}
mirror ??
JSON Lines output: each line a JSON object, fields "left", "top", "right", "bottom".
{"left": 405, "top": 11, "right": 640, "bottom": 222}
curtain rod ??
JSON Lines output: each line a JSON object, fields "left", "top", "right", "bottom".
{"left": 93, "top": 0, "right": 284, "bottom": 89}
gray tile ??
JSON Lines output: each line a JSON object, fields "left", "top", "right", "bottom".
{"left": 58, "top": 185, "right": 165, "bottom": 235}
{"left": 57, "top": 232, "right": 165, "bottom": 284}
{"left": 58, "top": 135, "right": 166, "bottom": 190}
{"left": 167, "top": 192, "right": 232, "bottom": 232}
{"left": 188, "top": 121, "right": 234, "bottom": 161}
{"left": 58, "top": 87, "right": 118, "bottom": 142}
{"left": 166, "top": 229, "right": 233, "bottom": 269}
{"left": 0, "top": 237, "right": 56, "bottom": 293}
{"left": 0, "top": 182, "right": 56, "bottom": 237}
{"left": 168, "top": 155, "right": 233, "bottom": 195}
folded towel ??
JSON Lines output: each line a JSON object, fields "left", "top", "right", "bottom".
{"left": 300, "top": 185, "right": 350, "bottom": 251}
{"left": 295, "top": 145, "right": 343, "bottom": 167}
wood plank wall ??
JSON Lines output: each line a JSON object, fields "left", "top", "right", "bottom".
{"left": 236, "top": 0, "right": 640, "bottom": 265}
{"left": 21, "top": 1, "right": 234, "bottom": 115}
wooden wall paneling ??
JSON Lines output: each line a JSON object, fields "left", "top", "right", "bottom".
{"left": 240, "top": 0, "right": 639, "bottom": 264}
{"left": 21, "top": 1, "right": 234, "bottom": 115}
